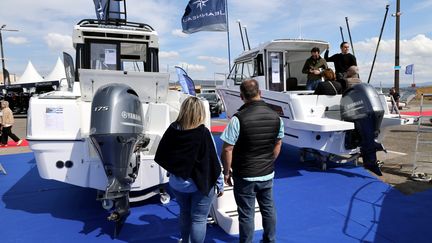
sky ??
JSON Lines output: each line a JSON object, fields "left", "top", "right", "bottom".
{"left": 0, "top": 0, "right": 432, "bottom": 87}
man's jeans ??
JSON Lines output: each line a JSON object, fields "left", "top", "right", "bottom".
{"left": 172, "top": 188, "right": 216, "bottom": 243}
{"left": 233, "top": 177, "right": 276, "bottom": 243}
{"left": 306, "top": 79, "right": 321, "bottom": 90}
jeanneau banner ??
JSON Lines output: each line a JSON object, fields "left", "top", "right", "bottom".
{"left": 3, "top": 68, "right": 10, "bottom": 85}
{"left": 93, "top": 0, "right": 120, "bottom": 21}
{"left": 182, "top": 0, "right": 227, "bottom": 34}
{"left": 175, "top": 66, "right": 196, "bottom": 96}
{"left": 63, "top": 52, "right": 75, "bottom": 89}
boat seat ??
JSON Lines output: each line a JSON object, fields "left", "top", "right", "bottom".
{"left": 315, "top": 95, "right": 343, "bottom": 120}
{"left": 144, "top": 103, "right": 170, "bottom": 134}
{"left": 286, "top": 117, "right": 354, "bottom": 132}
{"left": 286, "top": 77, "right": 298, "bottom": 91}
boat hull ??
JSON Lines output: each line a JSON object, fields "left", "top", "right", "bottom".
{"left": 217, "top": 87, "right": 409, "bottom": 158}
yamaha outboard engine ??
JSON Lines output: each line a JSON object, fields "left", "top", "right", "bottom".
{"left": 341, "top": 83, "right": 385, "bottom": 176}
{"left": 89, "top": 83, "right": 148, "bottom": 236}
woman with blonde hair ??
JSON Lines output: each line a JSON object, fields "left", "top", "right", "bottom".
{"left": 1, "top": 100, "right": 23, "bottom": 147}
{"left": 155, "top": 96, "right": 223, "bottom": 243}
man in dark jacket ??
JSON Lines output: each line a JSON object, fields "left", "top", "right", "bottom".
{"left": 302, "top": 47, "right": 328, "bottom": 90}
{"left": 325, "top": 42, "right": 357, "bottom": 80}
{"left": 221, "top": 79, "right": 284, "bottom": 243}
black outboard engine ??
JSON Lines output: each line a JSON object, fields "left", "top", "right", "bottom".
{"left": 341, "top": 83, "right": 385, "bottom": 176}
{"left": 89, "top": 83, "right": 148, "bottom": 236}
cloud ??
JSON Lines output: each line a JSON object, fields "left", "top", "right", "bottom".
{"left": 172, "top": 29, "right": 188, "bottom": 38}
{"left": 197, "top": 56, "right": 228, "bottom": 65}
{"left": 5, "top": 36, "right": 28, "bottom": 45}
{"left": 44, "top": 33, "right": 74, "bottom": 53}
{"left": 127, "top": 1, "right": 181, "bottom": 35}
{"left": 177, "top": 62, "right": 206, "bottom": 72}
{"left": 354, "top": 34, "right": 432, "bottom": 85}
{"left": 160, "top": 51, "right": 180, "bottom": 59}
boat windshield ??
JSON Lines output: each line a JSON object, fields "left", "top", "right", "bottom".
{"left": 89, "top": 42, "right": 149, "bottom": 72}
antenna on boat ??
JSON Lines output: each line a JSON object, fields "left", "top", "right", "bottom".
{"left": 345, "top": 17, "right": 355, "bottom": 56}
{"left": 243, "top": 25, "right": 251, "bottom": 50}
{"left": 236, "top": 20, "right": 246, "bottom": 51}
{"left": 339, "top": 26, "right": 345, "bottom": 42}
{"left": 367, "top": 4, "right": 390, "bottom": 84}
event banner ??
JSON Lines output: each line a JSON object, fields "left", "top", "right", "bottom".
{"left": 182, "top": 0, "right": 227, "bottom": 34}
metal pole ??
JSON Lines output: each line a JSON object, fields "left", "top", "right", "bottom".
{"left": 394, "top": 0, "right": 400, "bottom": 93}
{"left": 225, "top": 0, "right": 231, "bottom": 71}
{"left": 243, "top": 26, "right": 251, "bottom": 50}
{"left": 339, "top": 26, "right": 345, "bottom": 42}
{"left": 0, "top": 25, "right": 18, "bottom": 86}
{"left": 367, "top": 4, "right": 390, "bottom": 84}
{"left": 412, "top": 65, "right": 415, "bottom": 87}
{"left": 237, "top": 20, "right": 245, "bottom": 51}
{"left": 345, "top": 17, "right": 355, "bottom": 56}
{"left": 0, "top": 29, "right": 6, "bottom": 84}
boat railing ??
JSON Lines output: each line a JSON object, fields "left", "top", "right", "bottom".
{"left": 76, "top": 19, "right": 154, "bottom": 32}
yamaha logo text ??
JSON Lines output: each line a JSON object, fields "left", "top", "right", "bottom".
{"left": 121, "top": 111, "right": 142, "bottom": 121}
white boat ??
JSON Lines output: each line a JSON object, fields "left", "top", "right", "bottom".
{"left": 217, "top": 39, "right": 413, "bottom": 169}
{"left": 26, "top": 18, "right": 211, "bottom": 205}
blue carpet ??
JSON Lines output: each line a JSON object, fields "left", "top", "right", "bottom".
{"left": 1, "top": 136, "right": 432, "bottom": 242}
{"left": 212, "top": 112, "right": 226, "bottom": 119}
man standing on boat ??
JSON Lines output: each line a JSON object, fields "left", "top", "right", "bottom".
{"left": 325, "top": 42, "right": 357, "bottom": 80}
{"left": 220, "top": 79, "right": 284, "bottom": 243}
{"left": 302, "top": 47, "right": 328, "bottom": 90}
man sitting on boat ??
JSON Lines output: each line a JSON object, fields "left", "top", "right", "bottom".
{"left": 314, "top": 68, "right": 342, "bottom": 95}
{"left": 342, "top": 65, "right": 362, "bottom": 92}
{"left": 302, "top": 47, "right": 328, "bottom": 90}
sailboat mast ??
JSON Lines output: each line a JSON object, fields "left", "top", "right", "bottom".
{"left": 345, "top": 17, "right": 355, "bottom": 56}
{"left": 367, "top": 4, "right": 390, "bottom": 84}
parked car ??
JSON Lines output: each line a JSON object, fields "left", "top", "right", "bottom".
{"left": 198, "top": 93, "right": 223, "bottom": 117}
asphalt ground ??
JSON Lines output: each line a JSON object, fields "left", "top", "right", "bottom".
{"left": 2, "top": 97, "right": 432, "bottom": 194}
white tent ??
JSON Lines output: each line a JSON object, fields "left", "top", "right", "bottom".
{"left": 17, "top": 61, "right": 44, "bottom": 84}
{"left": 45, "top": 57, "right": 66, "bottom": 81}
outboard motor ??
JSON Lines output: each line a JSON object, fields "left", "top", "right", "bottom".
{"left": 341, "top": 83, "right": 385, "bottom": 176}
{"left": 89, "top": 83, "right": 148, "bottom": 236}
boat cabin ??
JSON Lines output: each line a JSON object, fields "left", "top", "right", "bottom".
{"left": 72, "top": 19, "right": 160, "bottom": 80}
{"left": 227, "top": 39, "right": 329, "bottom": 91}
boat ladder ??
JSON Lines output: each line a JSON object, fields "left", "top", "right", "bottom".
{"left": 411, "top": 93, "right": 432, "bottom": 182}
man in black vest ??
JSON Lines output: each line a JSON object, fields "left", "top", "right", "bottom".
{"left": 221, "top": 79, "right": 284, "bottom": 243}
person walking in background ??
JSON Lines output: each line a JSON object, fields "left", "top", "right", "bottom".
{"left": 314, "top": 68, "right": 342, "bottom": 95}
{"left": 154, "top": 96, "right": 223, "bottom": 243}
{"left": 302, "top": 47, "right": 328, "bottom": 90}
{"left": 325, "top": 42, "right": 357, "bottom": 80}
{"left": 389, "top": 87, "right": 400, "bottom": 114}
{"left": 221, "top": 79, "right": 284, "bottom": 243}
{"left": 0, "top": 100, "right": 23, "bottom": 147}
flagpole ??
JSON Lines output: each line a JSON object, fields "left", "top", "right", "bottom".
{"left": 413, "top": 65, "right": 415, "bottom": 87}
{"left": 225, "top": 0, "right": 231, "bottom": 72}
